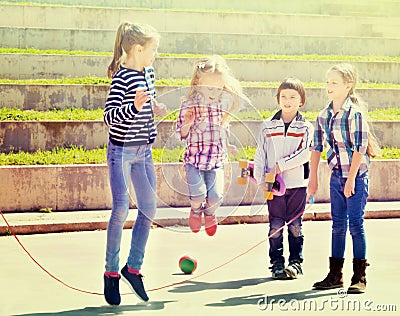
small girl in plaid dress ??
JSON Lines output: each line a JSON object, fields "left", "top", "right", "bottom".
{"left": 176, "top": 55, "right": 248, "bottom": 236}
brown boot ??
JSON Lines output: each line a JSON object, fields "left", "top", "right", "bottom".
{"left": 348, "top": 259, "right": 369, "bottom": 294}
{"left": 313, "top": 257, "right": 344, "bottom": 290}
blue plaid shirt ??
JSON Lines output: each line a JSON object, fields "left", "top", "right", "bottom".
{"left": 310, "top": 97, "right": 370, "bottom": 177}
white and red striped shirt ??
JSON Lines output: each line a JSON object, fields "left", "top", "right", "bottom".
{"left": 254, "top": 111, "right": 314, "bottom": 189}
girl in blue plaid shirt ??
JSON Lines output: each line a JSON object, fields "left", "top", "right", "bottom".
{"left": 176, "top": 56, "right": 248, "bottom": 236}
{"left": 308, "top": 63, "right": 380, "bottom": 294}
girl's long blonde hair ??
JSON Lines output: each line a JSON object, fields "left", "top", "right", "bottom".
{"left": 186, "top": 56, "right": 251, "bottom": 124}
{"left": 107, "top": 21, "right": 160, "bottom": 78}
{"left": 328, "top": 63, "right": 381, "bottom": 158}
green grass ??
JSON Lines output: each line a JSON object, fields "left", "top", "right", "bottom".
{"left": 2, "top": 107, "right": 400, "bottom": 122}
{"left": 161, "top": 53, "right": 400, "bottom": 63}
{"left": 157, "top": 78, "right": 400, "bottom": 89}
{"left": 0, "top": 77, "right": 112, "bottom": 85}
{"left": 2, "top": 47, "right": 400, "bottom": 63}
{"left": 379, "top": 147, "right": 400, "bottom": 159}
{"left": 0, "top": 108, "right": 104, "bottom": 121}
{"left": 0, "top": 47, "right": 112, "bottom": 56}
{"left": 160, "top": 109, "right": 400, "bottom": 122}
{"left": 0, "top": 146, "right": 398, "bottom": 165}
{"left": 0, "top": 145, "right": 255, "bottom": 165}
{"left": 0, "top": 145, "right": 107, "bottom": 165}
{"left": 2, "top": 76, "right": 400, "bottom": 89}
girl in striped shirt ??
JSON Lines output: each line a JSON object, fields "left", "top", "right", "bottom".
{"left": 176, "top": 56, "right": 248, "bottom": 236}
{"left": 309, "top": 63, "right": 380, "bottom": 294}
{"left": 103, "top": 21, "right": 167, "bottom": 305}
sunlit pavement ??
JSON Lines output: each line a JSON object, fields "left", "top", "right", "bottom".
{"left": 1, "top": 218, "right": 399, "bottom": 315}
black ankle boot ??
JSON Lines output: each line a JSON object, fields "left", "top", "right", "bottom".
{"left": 313, "top": 257, "right": 344, "bottom": 290}
{"left": 348, "top": 259, "right": 369, "bottom": 294}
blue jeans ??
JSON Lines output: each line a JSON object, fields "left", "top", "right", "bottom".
{"left": 185, "top": 164, "right": 224, "bottom": 215}
{"left": 330, "top": 169, "right": 368, "bottom": 259}
{"left": 105, "top": 141, "right": 156, "bottom": 272}
{"left": 267, "top": 187, "right": 306, "bottom": 264}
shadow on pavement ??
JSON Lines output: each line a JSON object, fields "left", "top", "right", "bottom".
{"left": 206, "top": 289, "right": 340, "bottom": 308}
{"left": 12, "top": 301, "right": 176, "bottom": 316}
{"left": 169, "top": 277, "right": 272, "bottom": 293}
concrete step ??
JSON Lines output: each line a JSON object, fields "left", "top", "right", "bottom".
{"left": 1, "top": 83, "right": 399, "bottom": 112}
{"left": 2, "top": 3, "right": 400, "bottom": 37}
{"left": 4, "top": 0, "right": 400, "bottom": 17}
{"left": 2, "top": 54, "right": 400, "bottom": 84}
{"left": 0, "top": 161, "right": 398, "bottom": 212}
{"left": 0, "top": 120, "right": 398, "bottom": 152}
{"left": 2, "top": 27, "right": 400, "bottom": 56}
{"left": 2, "top": 202, "right": 400, "bottom": 235}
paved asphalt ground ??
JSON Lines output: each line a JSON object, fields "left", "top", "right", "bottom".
{"left": 1, "top": 214, "right": 399, "bottom": 316}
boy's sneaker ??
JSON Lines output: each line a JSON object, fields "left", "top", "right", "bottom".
{"left": 104, "top": 274, "right": 121, "bottom": 305}
{"left": 270, "top": 262, "right": 287, "bottom": 279}
{"left": 204, "top": 214, "right": 218, "bottom": 236}
{"left": 121, "top": 265, "right": 149, "bottom": 302}
{"left": 285, "top": 261, "right": 303, "bottom": 279}
{"left": 189, "top": 210, "right": 202, "bottom": 233}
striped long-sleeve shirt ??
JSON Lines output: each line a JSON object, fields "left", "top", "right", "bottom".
{"left": 104, "top": 66, "right": 157, "bottom": 146}
{"left": 310, "top": 97, "right": 370, "bottom": 177}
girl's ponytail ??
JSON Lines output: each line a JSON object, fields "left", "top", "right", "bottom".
{"left": 107, "top": 22, "right": 159, "bottom": 78}
{"left": 349, "top": 92, "right": 382, "bottom": 158}
{"left": 107, "top": 22, "right": 131, "bottom": 78}
{"left": 349, "top": 91, "right": 359, "bottom": 105}
{"left": 350, "top": 92, "right": 381, "bottom": 158}
{"left": 366, "top": 132, "right": 381, "bottom": 158}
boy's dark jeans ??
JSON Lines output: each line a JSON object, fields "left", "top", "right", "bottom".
{"left": 267, "top": 187, "right": 306, "bottom": 264}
